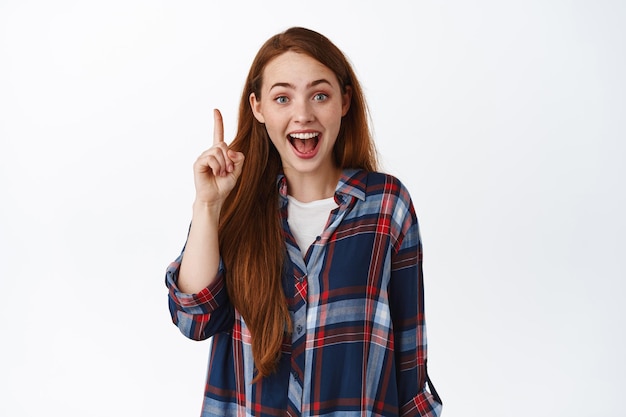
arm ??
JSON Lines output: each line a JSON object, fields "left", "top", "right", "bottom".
{"left": 164, "top": 109, "right": 245, "bottom": 339}
{"left": 177, "top": 201, "right": 222, "bottom": 294}
{"left": 389, "top": 191, "right": 442, "bottom": 417}
{"left": 166, "top": 252, "right": 234, "bottom": 340}
{"left": 177, "top": 109, "right": 245, "bottom": 294}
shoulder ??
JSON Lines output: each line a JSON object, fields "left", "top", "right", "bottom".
{"left": 339, "top": 169, "right": 415, "bottom": 210}
{"left": 362, "top": 171, "right": 413, "bottom": 202}
{"left": 360, "top": 172, "right": 419, "bottom": 246}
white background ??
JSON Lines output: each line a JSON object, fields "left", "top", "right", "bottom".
{"left": 1, "top": 1, "right": 625, "bottom": 416}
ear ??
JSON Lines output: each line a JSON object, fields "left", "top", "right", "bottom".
{"left": 249, "top": 92, "right": 265, "bottom": 123}
{"left": 341, "top": 86, "right": 352, "bottom": 117}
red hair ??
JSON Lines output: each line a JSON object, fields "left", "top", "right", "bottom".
{"left": 219, "top": 27, "right": 378, "bottom": 379}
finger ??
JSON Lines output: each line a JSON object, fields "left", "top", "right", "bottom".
{"left": 197, "top": 151, "right": 224, "bottom": 177}
{"left": 206, "top": 154, "right": 228, "bottom": 177}
{"left": 227, "top": 149, "right": 244, "bottom": 165}
{"left": 198, "top": 146, "right": 233, "bottom": 176}
{"left": 213, "top": 145, "right": 234, "bottom": 174}
{"left": 213, "top": 108, "right": 224, "bottom": 146}
{"left": 228, "top": 150, "right": 245, "bottom": 178}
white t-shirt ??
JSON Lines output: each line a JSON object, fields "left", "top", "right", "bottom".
{"left": 287, "top": 195, "right": 338, "bottom": 257}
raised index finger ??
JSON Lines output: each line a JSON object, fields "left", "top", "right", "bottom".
{"left": 213, "top": 108, "right": 224, "bottom": 145}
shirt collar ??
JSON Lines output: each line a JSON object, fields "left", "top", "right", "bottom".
{"left": 277, "top": 169, "right": 367, "bottom": 203}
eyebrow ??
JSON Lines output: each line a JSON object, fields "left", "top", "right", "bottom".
{"left": 269, "top": 78, "right": 333, "bottom": 91}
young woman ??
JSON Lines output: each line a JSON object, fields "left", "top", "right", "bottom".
{"left": 165, "top": 27, "right": 442, "bottom": 417}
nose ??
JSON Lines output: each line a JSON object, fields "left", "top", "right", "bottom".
{"left": 293, "top": 99, "right": 314, "bottom": 124}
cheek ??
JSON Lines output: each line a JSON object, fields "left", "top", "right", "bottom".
{"left": 265, "top": 124, "right": 286, "bottom": 149}
{"left": 267, "top": 133, "right": 281, "bottom": 148}
{"left": 324, "top": 103, "right": 345, "bottom": 123}
{"left": 324, "top": 111, "right": 344, "bottom": 134}
{"left": 262, "top": 113, "right": 284, "bottom": 132}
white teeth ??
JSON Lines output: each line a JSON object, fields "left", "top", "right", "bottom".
{"left": 289, "top": 132, "right": 319, "bottom": 140}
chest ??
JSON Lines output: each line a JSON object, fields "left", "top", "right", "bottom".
{"left": 284, "top": 207, "right": 394, "bottom": 309}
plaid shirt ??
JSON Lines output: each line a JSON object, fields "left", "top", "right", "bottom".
{"left": 166, "top": 169, "right": 442, "bottom": 417}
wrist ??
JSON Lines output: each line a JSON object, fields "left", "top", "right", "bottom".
{"left": 192, "top": 199, "right": 223, "bottom": 219}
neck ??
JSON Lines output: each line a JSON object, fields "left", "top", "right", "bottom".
{"left": 283, "top": 166, "right": 342, "bottom": 203}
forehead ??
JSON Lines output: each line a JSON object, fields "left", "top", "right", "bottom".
{"left": 262, "top": 51, "right": 339, "bottom": 88}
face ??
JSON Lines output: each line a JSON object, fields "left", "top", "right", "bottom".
{"left": 250, "top": 51, "right": 351, "bottom": 178}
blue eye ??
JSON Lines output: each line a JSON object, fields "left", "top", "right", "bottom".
{"left": 275, "top": 96, "right": 289, "bottom": 104}
{"left": 313, "top": 93, "right": 328, "bottom": 101}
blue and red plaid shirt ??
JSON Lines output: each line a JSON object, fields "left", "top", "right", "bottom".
{"left": 166, "top": 169, "right": 442, "bottom": 417}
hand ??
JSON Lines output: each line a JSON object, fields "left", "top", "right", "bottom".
{"left": 192, "top": 109, "right": 245, "bottom": 207}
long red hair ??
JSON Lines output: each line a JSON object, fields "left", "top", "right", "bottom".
{"left": 219, "top": 27, "right": 378, "bottom": 378}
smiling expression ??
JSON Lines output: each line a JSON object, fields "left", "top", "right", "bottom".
{"left": 250, "top": 51, "right": 351, "bottom": 178}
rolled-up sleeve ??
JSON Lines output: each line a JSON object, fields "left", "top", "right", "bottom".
{"left": 165, "top": 253, "right": 235, "bottom": 340}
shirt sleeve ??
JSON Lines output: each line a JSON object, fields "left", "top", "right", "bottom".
{"left": 389, "top": 190, "right": 442, "bottom": 417}
{"left": 165, "top": 252, "right": 235, "bottom": 341}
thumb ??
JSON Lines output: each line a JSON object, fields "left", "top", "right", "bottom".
{"left": 228, "top": 150, "right": 245, "bottom": 177}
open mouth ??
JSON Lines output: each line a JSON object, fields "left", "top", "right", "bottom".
{"left": 288, "top": 132, "right": 320, "bottom": 154}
